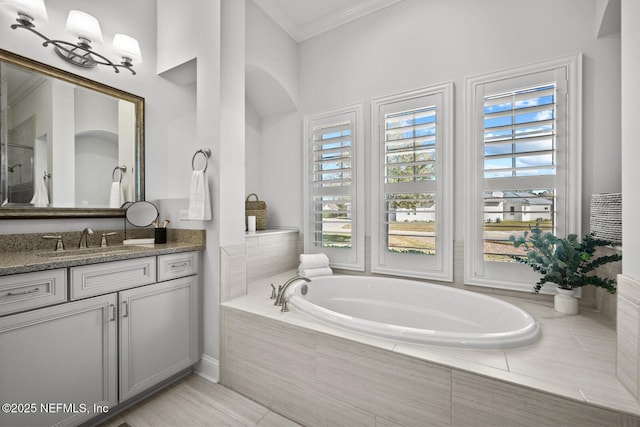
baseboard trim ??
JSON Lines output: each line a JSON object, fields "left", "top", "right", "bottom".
{"left": 195, "top": 353, "right": 219, "bottom": 383}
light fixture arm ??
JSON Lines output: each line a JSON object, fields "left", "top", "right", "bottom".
{"left": 10, "top": 15, "right": 137, "bottom": 75}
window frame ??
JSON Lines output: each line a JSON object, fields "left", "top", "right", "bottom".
{"left": 302, "top": 104, "right": 365, "bottom": 271}
{"left": 371, "top": 82, "right": 454, "bottom": 281}
{"left": 464, "top": 54, "right": 582, "bottom": 292}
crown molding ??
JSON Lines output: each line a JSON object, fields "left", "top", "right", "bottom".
{"left": 254, "top": 0, "right": 404, "bottom": 42}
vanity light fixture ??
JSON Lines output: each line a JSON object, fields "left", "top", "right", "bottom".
{"left": 0, "top": 0, "right": 142, "bottom": 74}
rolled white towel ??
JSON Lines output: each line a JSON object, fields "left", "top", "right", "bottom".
{"left": 299, "top": 253, "right": 330, "bottom": 269}
{"left": 298, "top": 266, "right": 333, "bottom": 278}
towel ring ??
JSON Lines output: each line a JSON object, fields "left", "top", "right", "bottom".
{"left": 112, "top": 165, "right": 127, "bottom": 183}
{"left": 192, "top": 148, "right": 211, "bottom": 172}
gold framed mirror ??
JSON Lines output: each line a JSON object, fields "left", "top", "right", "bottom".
{"left": 0, "top": 48, "right": 144, "bottom": 218}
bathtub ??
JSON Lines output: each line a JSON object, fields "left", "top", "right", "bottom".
{"left": 285, "top": 275, "right": 541, "bottom": 349}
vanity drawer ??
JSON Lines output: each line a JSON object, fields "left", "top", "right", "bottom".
{"left": 157, "top": 252, "right": 199, "bottom": 282}
{"left": 70, "top": 257, "right": 156, "bottom": 300}
{"left": 0, "top": 269, "right": 67, "bottom": 316}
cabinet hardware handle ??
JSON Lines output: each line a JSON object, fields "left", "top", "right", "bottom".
{"left": 6, "top": 287, "right": 40, "bottom": 296}
{"left": 109, "top": 304, "right": 116, "bottom": 321}
{"left": 170, "top": 262, "right": 189, "bottom": 270}
{"left": 122, "top": 301, "right": 129, "bottom": 318}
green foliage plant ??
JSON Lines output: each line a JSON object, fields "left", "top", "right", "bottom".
{"left": 509, "top": 222, "right": 622, "bottom": 294}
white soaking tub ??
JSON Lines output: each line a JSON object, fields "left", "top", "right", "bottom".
{"left": 285, "top": 275, "right": 540, "bottom": 349}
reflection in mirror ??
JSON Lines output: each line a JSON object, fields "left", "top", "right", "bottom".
{"left": 125, "top": 200, "right": 158, "bottom": 227}
{"left": 0, "top": 48, "right": 144, "bottom": 218}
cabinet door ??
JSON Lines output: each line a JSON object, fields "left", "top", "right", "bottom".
{"left": 119, "top": 276, "right": 199, "bottom": 402}
{"left": 0, "top": 294, "right": 117, "bottom": 427}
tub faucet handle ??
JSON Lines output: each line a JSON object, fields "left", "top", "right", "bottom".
{"left": 281, "top": 298, "right": 289, "bottom": 312}
{"left": 274, "top": 275, "right": 311, "bottom": 307}
{"left": 270, "top": 283, "right": 276, "bottom": 299}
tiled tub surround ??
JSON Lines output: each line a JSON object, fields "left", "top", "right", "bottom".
{"left": 221, "top": 229, "right": 301, "bottom": 303}
{"left": 221, "top": 271, "right": 640, "bottom": 426}
{"left": 617, "top": 274, "right": 640, "bottom": 400}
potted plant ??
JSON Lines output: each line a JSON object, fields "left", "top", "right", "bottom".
{"left": 509, "top": 222, "right": 622, "bottom": 314}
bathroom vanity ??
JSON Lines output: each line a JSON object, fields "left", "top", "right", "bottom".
{"left": 0, "top": 241, "right": 202, "bottom": 427}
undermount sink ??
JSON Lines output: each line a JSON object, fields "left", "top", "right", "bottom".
{"left": 38, "top": 246, "right": 138, "bottom": 259}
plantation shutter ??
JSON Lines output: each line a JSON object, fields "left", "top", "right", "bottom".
{"left": 303, "top": 105, "right": 364, "bottom": 271}
{"left": 311, "top": 119, "right": 353, "bottom": 249}
{"left": 384, "top": 106, "right": 437, "bottom": 255}
{"left": 482, "top": 84, "right": 558, "bottom": 261}
{"left": 464, "top": 54, "right": 581, "bottom": 292}
{"left": 371, "top": 83, "right": 453, "bottom": 281}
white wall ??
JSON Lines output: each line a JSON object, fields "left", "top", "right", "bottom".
{"left": 621, "top": 0, "right": 640, "bottom": 280}
{"left": 245, "top": 102, "right": 262, "bottom": 196}
{"left": 75, "top": 134, "right": 118, "bottom": 206}
{"left": 74, "top": 89, "right": 118, "bottom": 135}
{"left": 244, "top": 0, "right": 299, "bottom": 228}
{"left": 246, "top": 0, "right": 298, "bottom": 117}
{"left": 273, "top": 0, "right": 621, "bottom": 242}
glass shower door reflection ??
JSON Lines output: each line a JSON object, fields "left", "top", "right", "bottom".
{"left": 6, "top": 144, "right": 34, "bottom": 204}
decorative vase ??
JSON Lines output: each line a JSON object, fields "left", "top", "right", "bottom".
{"left": 554, "top": 288, "right": 579, "bottom": 315}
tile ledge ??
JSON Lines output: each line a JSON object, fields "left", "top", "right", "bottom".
{"left": 245, "top": 228, "right": 299, "bottom": 237}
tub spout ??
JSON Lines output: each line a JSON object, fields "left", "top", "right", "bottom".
{"left": 274, "top": 275, "right": 311, "bottom": 308}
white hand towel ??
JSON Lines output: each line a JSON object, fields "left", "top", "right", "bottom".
{"left": 109, "top": 182, "right": 125, "bottom": 208}
{"left": 299, "top": 253, "right": 330, "bottom": 269}
{"left": 298, "top": 266, "right": 333, "bottom": 278}
{"left": 30, "top": 178, "right": 49, "bottom": 207}
{"left": 188, "top": 170, "right": 212, "bottom": 220}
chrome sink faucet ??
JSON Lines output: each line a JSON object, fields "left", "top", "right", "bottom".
{"left": 78, "top": 227, "right": 94, "bottom": 249}
{"left": 274, "top": 276, "right": 311, "bottom": 311}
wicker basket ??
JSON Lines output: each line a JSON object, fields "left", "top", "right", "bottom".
{"left": 245, "top": 193, "right": 267, "bottom": 230}
{"left": 590, "top": 193, "right": 622, "bottom": 244}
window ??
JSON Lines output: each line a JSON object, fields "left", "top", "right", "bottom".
{"left": 371, "top": 83, "right": 453, "bottom": 280}
{"left": 303, "top": 104, "right": 364, "bottom": 270}
{"left": 464, "top": 55, "right": 582, "bottom": 291}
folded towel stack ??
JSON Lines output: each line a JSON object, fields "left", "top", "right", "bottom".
{"left": 298, "top": 253, "right": 333, "bottom": 278}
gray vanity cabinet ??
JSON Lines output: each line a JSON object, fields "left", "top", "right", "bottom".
{"left": 119, "top": 275, "right": 199, "bottom": 402}
{"left": 0, "top": 293, "right": 117, "bottom": 427}
{"left": 0, "top": 250, "right": 200, "bottom": 426}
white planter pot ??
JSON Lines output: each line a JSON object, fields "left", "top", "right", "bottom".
{"left": 554, "top": 288, "right": 579, "bottom": 315}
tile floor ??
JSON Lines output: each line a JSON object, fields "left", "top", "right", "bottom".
{"left": 97, "top": 374, "right": 300, "bottom": 427}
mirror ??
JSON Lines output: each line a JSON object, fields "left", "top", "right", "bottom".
{"left": 125, "top": 201, "right": 158, "bottom": 227}
{"left": 0, "top": 48, "right": 144, "bottom": 218}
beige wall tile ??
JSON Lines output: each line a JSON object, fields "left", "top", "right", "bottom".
{"left": 221, "top": 309, "right": 317, "bottom": 387}
{"left": 452, "top": 370, "right": 619, "bottom": 427}
{"left": 618, "top": 414, "right": 640, "bottom": 427}
{"left": 316, "top": 334, "right": 452, "bottom": 426}
{"left": 271, "top": 376, "right": 375, "bottom": 427}
{"left": 617, "top": 294, "right": 639, "bottom": 398}
{"left": 220, "top": 248, "right": 247, "bottom": 303}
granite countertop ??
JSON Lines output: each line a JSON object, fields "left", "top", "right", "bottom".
{"left": 0, "top": 229, "right": 206, "bottom": 276}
